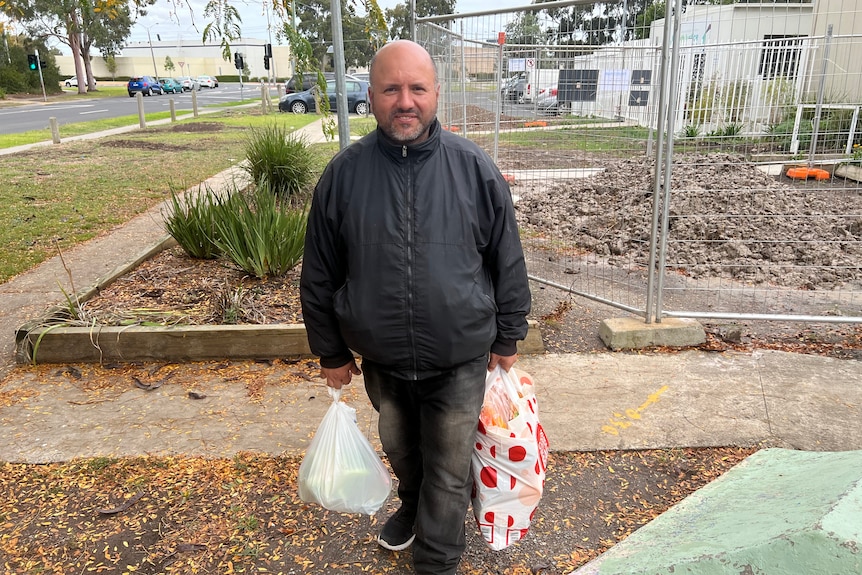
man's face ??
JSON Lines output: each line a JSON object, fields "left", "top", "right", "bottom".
{"left": 369, "top": 43, "right": 440, "bottom": 145}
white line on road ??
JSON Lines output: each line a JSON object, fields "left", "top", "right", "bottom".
{"left": 80, "top": 109, "right": 109, "bottom": 115}
{"left": 0, "top": 104, "right": 96, "bottom": 115}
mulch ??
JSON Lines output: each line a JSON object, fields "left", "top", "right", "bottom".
{"left": 0, "top": 446, "right": 755, "bottom": 574}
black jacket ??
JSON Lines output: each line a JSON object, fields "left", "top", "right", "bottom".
{"left": 300, "top": 119, "right": 531, "bottom": 380}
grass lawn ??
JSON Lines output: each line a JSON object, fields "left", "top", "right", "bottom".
{"left": 0, "top": 107, "right": 328, "bottom": 283}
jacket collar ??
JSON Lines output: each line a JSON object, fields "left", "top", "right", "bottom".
{"left": 376, "top": 118, "right": 440, "bottom": 161}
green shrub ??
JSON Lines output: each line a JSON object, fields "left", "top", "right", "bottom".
{"left": 679, "top": 124, "right": 701, "bottom": 139}
{"left": 766, "top": 117, "right": 811, "bottom": 153}
{"left": 242, "top": 123, "right": 315, "bottom": 200}
{"left": 214, "top": 183, "right": 307, "bottom": 279}
{"left": 162, "top": 187, "right": 226, "bottom": 259}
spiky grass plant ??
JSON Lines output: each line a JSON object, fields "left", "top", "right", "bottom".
{"left": 214, "top": 183, "right": 307, "bottom": 279}
{"left": 242, "top": 123, "right": 316, "bottom": 200}
{"left": 163, "top": 186, "right": 226, "bottom": 259}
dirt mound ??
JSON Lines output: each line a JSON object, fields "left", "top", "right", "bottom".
{"left": 515, "top": 154, "right": 862, "bottom": 290}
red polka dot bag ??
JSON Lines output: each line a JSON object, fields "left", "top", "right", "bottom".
{"left": 471, "top": 365, "right": 550, "bottom": 550}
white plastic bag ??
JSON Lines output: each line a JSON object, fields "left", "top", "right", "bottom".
{"left": 298, "top": 387, "right": 392, "bottom": 515}
{"left": 471, "top": 366, "right": 550, "bottom": 550}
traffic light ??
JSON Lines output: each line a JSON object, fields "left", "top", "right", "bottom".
{"left": 233, "top": 51, "right": 244, "bottom": 70}
{"left": 27, "top": 54, "right": 38, "bottom": 71}
{"left": 263, "top": 43, "right": 272, "bottom": 71}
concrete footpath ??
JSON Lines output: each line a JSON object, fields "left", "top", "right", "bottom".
{"left": 1, "top": 118, "right": 862, "bottom": 462}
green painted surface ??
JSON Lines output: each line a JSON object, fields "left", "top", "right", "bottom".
{"left": 578, "top": 448, "right": 862, "bottom": 575}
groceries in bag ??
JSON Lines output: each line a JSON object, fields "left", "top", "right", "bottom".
{"left": 298, "top": 387, "right": 391, "bottom": 515}
{"left": 472, "top": 366, "right": 549, "bottom": 550}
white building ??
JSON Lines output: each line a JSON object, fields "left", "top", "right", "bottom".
{"left": 57, "top": 38, "right": 292, "bottom": 82}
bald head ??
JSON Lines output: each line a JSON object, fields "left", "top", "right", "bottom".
{"left": 367, "top": 40, "right": 440, "bottom": 145}
{"left": 369, "top": 40, "right": 438, "bottom": 87}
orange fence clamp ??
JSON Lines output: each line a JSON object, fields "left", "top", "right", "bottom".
{"left": 786, "top": 167, "right": 831, "bottom": 181}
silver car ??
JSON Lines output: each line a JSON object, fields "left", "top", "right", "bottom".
{"left": 177, "top": 76, "right": 201, "bottom": 91}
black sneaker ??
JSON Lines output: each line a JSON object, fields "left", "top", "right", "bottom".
{"left": 377, "top": 507, "right": 416, "bottom": 551}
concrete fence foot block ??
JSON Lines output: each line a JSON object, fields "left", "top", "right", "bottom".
{"left": 599, "top": 317, "right": 705, "bottom": 350}
{"left": 571, "top": 448, "right": 862, "bottom": 575}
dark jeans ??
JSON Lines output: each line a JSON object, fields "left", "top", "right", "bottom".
{"left": 363, "top": 356, "right": 487, "bottom": 575}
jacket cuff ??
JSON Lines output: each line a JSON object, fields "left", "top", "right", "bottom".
{"left": 319, "top": 352, "right": 356, "bottom": 369}
{"left": 490, "top": 338, "right": 518, "bottom": 357}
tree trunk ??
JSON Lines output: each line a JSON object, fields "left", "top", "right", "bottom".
{"left": 67, "top": 9, "right": 86, "bottom": 95}
{"left": 80, "top": 33, "right": 96, "bottom": 91}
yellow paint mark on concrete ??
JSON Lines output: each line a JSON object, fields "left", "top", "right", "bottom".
{"left": 602, "top": 385, "right": 669, "bottom": 435}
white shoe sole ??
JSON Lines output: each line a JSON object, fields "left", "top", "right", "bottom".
{"left": 377, "top": 533, "right": 415, "bottom": 551}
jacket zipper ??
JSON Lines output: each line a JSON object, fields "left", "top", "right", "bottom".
{"left": 404, "top": 145, "right": 418, "bottom": 379}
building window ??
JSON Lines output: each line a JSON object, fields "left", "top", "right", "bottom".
{"left": 759, "top": 35, "right": 803, "bottom": 79}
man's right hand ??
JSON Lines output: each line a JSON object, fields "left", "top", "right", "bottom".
{"left": 320, "top": 360, "right": 361, "bottom": 389}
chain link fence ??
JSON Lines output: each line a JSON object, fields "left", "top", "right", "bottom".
{"left": 417, "top": 0, "right": 862, "bottom": 327}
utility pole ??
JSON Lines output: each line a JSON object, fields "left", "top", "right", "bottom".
{"left": 35, "top": 49, "right": 47, "bottom": 101}
{"left": 146, "top": 26, "right": 158, "bottom": 78}
{"left": 329, "top": 0, "right": 350, "bottom": 149}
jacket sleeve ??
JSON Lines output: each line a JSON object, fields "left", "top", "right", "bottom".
{"left": 481, "top": 162, "right": 532, "bottom": 356}
{"left": 299, "top": 167, "right": 355, "bottom": 368}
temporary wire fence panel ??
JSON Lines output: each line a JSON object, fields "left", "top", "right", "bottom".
{"left": 418, "top": 1, "right": 659, "bottom": 318}
{"left": 417, "top": 0, "right": 862, "bottom": 326}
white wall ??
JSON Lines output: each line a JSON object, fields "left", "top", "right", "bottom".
{"left": 57, "top": 39, "right": 293, "bottom": 81}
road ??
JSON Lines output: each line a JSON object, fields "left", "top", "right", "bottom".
{"left": 0, "top": 83, "right": 276, "bottom": 135}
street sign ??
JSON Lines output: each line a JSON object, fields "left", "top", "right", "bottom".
{"left": 526, "top": 58, "right": 535, "bottom": 69}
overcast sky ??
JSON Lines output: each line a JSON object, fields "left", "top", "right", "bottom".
{"left": 127, "top": 0, "right": 531, "bottom": 45}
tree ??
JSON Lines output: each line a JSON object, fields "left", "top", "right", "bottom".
{"left": 385, "top": 0, "right": 454, "bottom": 41}
{"left": 0, "top": 33, "right": 61, "bottom": 94}
{"left": 103, "top": 53, "right": 118, "bottom": 79}
{"left": 1, "top": 0, "right": 146, "bottom": 93}
{"left": 288, "top": 0, "right": 381, "bottom": 71}
{"left": 504, "top": 11, "right": 546, "bottom": 59}
{"left": 164, "top": 55, "right": 175, "bottom": 73}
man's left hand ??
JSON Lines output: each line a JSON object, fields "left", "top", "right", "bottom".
{"left": 488, "top": 352, "right": 518, "bottom": 372}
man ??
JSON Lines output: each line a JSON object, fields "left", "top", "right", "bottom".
{"left": 300, "top": 40, "right": 531, "bottom": 574}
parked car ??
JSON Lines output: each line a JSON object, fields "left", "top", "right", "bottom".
{"left": 536, "top": 86, "right": 561, "bottom": 115}
{"left": 127, "top": 75, "right": 163, "bottom": 97}
{"left": 501, "top": 76, "right": 526, "bottom": 103}
{"left": 177, "top": 76, "right": 201, "bottom": 91}
{"left": 279, "top": 79, "right": 370, "bottom": 115}
{"left": 284, "top": 72, "right": 361, "bottom": 94}
{"left": 64, "top": 76, "right": 96, "bottom": 88}
{"left": 197, "top": 75, "right": 219, "bottom": 88}
{"left": 159, "top": 78, "right": 183, "bottom": 94}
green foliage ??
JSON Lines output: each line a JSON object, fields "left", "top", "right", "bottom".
{"left": 816, "top": 107, "right": 858, "bottom": 154}
{"left": 762, "top": 77, "right": 795, "bottom": 125}
{"left": 214, "top": 184, "right": 308, "bottom": 279}
{"left": 706, "top": 123, "right": 743, "bottom": 139}
{"left": 687, "top": 81, "right": 718, "bottom": 125}
{"left": 721, "top": 80, "right": 750, "bottom": 124}
{"left": 386, "top": 0, "right": 453, "bottom": 40}
{"left": 162, "top": 187, "right": 226, "bottom": 260}
{"left": 242, "top": 123, "right": 316, "bottom": 200}
{"left": 680, "top": 124, "right": 701, "bottom": 139}
{"left": 0, "top": 35, "right": 61, "bottom": 95}
{"left": 281, "top": 18, "right": 335, "bottom": 139}
{"left": 203, "top": 0, "right": 243, "bottom": 61}
{"left": 766, "top": 117, "right": 810, "bottom": 153}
